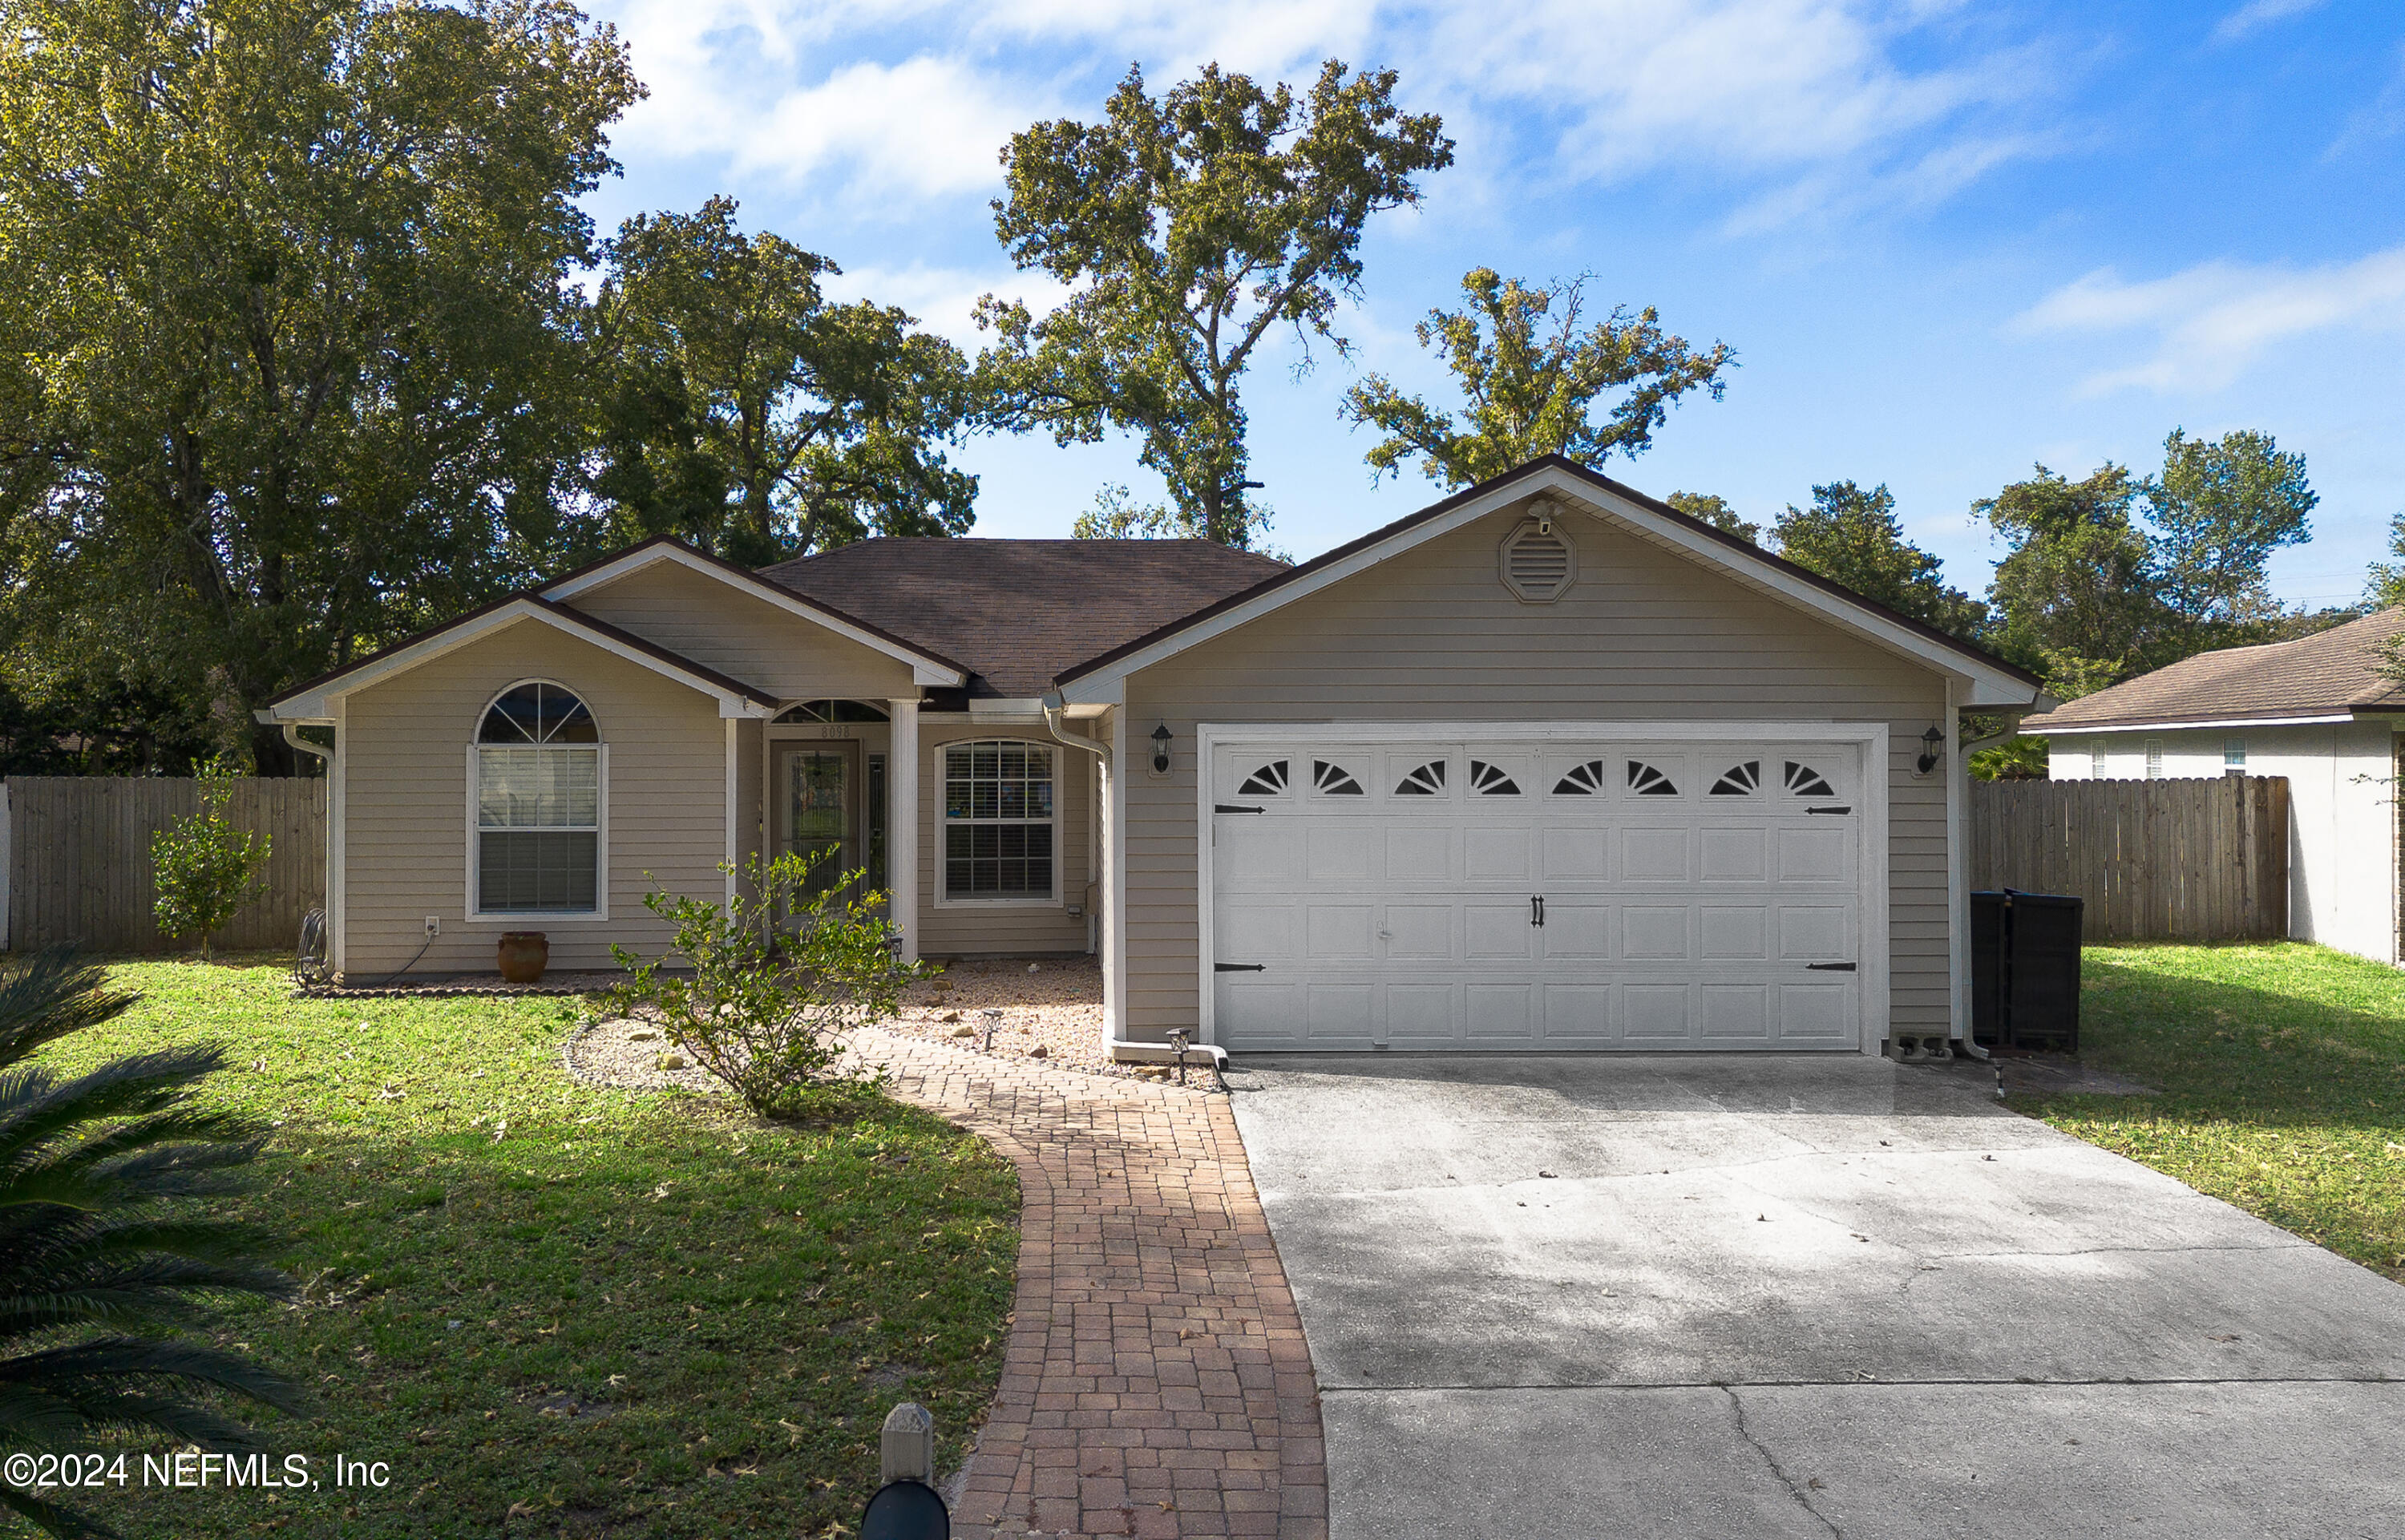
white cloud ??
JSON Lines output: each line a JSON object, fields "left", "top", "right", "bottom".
{"left": 2015, "top": 247, "right": 2405, "bottom": 395}
{"left": 588, "top": 0, "right": 2057, "bottom": 229}
{"left": 823, "top": 261, "right": 1072, "bottom": 346}
{"left": 2211, "top": 0, "right": 2326, "bottom": 45}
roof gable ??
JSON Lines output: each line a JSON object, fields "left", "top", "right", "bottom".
{"left": 262, "top": 595, "right": 781, "bottom": 721}
{"left": 542, "top": 537, "right": 968, "bottom": 686}
{"left": 1050, "top": 457, "right": 2043, "bottom": 708}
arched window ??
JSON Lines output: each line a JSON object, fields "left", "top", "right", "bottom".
{"left": 474, "top": 681, "right": 603, "bottom": 915}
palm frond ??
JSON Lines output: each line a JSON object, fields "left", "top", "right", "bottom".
{"left": 0, "top": 1480, "right": 120, "bottom": 1540}
{"left": 0, "top": 952, "right": 138, "bottom": 1072}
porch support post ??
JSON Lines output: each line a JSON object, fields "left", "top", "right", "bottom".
{"left": 887, "top": 697, "right": 920, "bottom": 963}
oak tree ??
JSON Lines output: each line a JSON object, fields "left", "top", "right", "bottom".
{"left": 977, "top": 61, "right": 1453, "bottom": 548}
{"left": 1343, "top": 269, "right": 1732, "bottom": 488}
{"left": 595, "top": 196, "right": 980, "bottom": 566}
{"left": 0, "top": 0, "right": 641, "bottom": 770}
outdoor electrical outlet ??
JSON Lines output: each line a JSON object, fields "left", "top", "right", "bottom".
{"left": 423, "top": 916, "right": 440, "bottom": 938}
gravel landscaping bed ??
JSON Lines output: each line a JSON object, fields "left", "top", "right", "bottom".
{"left": 564, "top": 955, "right": 1208, "bottom": 1092}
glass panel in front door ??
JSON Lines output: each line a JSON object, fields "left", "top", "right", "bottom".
{"left": 787, "top": 750, "right": 855, "bottom": 897}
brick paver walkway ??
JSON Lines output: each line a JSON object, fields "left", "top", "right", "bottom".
{"left": 847, "top": 1029, "right": 1327, "bottom": 1539}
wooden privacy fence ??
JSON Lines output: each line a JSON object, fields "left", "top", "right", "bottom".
{"left": 3, "top": 777, "right": 326, "bottom": 954}
{"left": 1968, "top": 775, "right": 2289, "bottom": 942}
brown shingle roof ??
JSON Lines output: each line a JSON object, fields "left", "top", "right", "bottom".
{"left": 758, "top": 539, "right": 1291, "bottom": 697}
{"left": 2020, "top": 608, "right": 2405, "bottom": 732}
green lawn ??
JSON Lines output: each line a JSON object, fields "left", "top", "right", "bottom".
{"left": 28, "top": 959, "right": 1017, "bottom": 1538}
{"left": 2018, "top": 942, "right": 2405, "bottom": 1282}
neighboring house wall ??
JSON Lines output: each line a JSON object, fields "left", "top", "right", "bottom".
{"left": 563, "top": 558, "right": 919, "bottom": 703}
{"left": 1115, "top": 503, "right": 1954, "bottom": 1044}
{"left": 341, "top": 618, "right": 729, "bottom": 976}
{"left": 915, "top": 717, "right": 1094, "bottom": 957}
{"left": 2047, "top": 722, "right": 2400, "bottom": 964}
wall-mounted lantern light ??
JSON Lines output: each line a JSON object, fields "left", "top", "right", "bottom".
{"left": 1151, "top": 723, "right": 1173, "bottom": 775}
{"left": 1917, "top": 724, "right": 1946, "bottom": 776}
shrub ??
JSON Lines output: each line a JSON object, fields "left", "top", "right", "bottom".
{"left": 150, "top": 765, "right": 271, "bottom": 958}
{"left": 608, "top": 851, "right": 924, "bottom": 1119}
{"left": 0, "top": 948, "right": 299, "bottom": 1538}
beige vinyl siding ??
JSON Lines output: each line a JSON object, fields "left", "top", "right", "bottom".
{"left": 563, "top": 558, "right": 919, "bottom": 702}
{"left": 341, "top": 618, "right": 728, "bottom": 976}
{"left": 1118, "top": 502, "right": 1952, "bottom": 1043}
{"left": 915, "top": 719, "right": 1095, "bottom": 956}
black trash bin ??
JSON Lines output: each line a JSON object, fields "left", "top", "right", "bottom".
{"left": 1970, "top": 889, "right": 2084, "bottom": 1053}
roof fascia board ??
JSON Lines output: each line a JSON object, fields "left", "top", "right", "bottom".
{"left": 1054, "top": 464, "right": 2037, "bottom": 707}
{"left": 267, "top": 600, "right": 776, "bottom": 721}
{"left": 542, "top": 542, "right": 966, "bottom": 686}
{"left": 2020, "top": 713, "right": 2357, "bottom": 736}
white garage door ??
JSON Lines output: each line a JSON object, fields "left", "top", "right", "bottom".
{"left": 1206, "top": 734, "right": 1874, "bottom": 1052}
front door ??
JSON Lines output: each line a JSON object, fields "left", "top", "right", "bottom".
{"left": 779, "top": 743, "right": 859, "bottom": 898}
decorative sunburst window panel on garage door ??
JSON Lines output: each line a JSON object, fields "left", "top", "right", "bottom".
{"left": 1626, "top": 761, "right": 1679, "bottom": 796}
{"left": 1312, "top": 759, "right": 1364, "bottom": 795}
{"left": 1394, "top": 760, "right": 1447, "bottom": 795}
{"left": 1238, "top": 760, "right": 1291, "bottom": 796}
{"left": 1468, "top": 759, "right": 1522, "bottom": 795}
{"left": 1553, "top": 759, "right": 1607, "bottom": 795}
{"left": 1784, "top": 761, "right": 1837, "bottom": 798}
{"left": 1711, "top": 761, "right": 1761, "bottom": 796}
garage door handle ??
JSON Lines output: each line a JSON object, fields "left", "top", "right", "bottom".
{"left": 1805, "top": 806, "right": 1853, "bottom": 815}
{"left": 1215, "top": 963, "right": 1266, "bottom": 973}
{"left": 1805, "top": 961, "right": 1857, "bottom": 972}
{"left": 1215, "top": 803, "right": 1264, "bottom": 814}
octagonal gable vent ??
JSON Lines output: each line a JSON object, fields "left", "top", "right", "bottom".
{"left": 1499, "top": 515, "right": 1576, "bottom": 604}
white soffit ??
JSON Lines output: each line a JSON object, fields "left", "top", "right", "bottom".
{"left": 1053, "top": 464, "right": 2039, "bottom": 709}
{"left": 543, "top": 543, "right": 965, "bottom": 687}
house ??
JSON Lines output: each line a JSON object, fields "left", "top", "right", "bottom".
{"left": 2018, "top": 608, "right": 2405, "bottom": 967}
{"left": 261, "top": 457, "right": 2044, "bottom": 1057}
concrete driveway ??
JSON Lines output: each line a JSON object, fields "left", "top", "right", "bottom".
{"left": 1226, "top": 1054, "right": 2405, "bottom": 1539}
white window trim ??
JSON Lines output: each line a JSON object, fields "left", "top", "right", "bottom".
{"left": 464, "top": 681, "right": 611, "bottom": 923}
{"left": 933, "top": 737, "right": 1063, "bottom": 909}
{"left": 2144, "top": 738, "right": 2165, "bottom": 780}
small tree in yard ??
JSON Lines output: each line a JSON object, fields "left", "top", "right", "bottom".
{"left": 150, "top": 766, "right": 271, "bottom": 959}
{"left": 608, "top": 851, "right": 924, "bottom": 1119}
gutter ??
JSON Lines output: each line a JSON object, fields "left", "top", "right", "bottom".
{"left": 1038, "top": 694, "right": 1110, "bottom": 769}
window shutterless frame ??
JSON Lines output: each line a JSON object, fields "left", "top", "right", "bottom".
{"left": 464, "top": 681, "right": 609, "bottom": 922}
{"left": 936, "top": 738, "right": 1060, "bottom": 907}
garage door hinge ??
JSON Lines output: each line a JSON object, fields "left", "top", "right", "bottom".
{"left": 1215, "top": 803, "right": 1264, "bottom": 814}
{"left": 1805, "top": 961, "right": 1858, "bottom": 971}
{"left": 1214, "top": 963, "right": 1267, "bottom": 972}
{"left": 1805, "top": 805, "right": 1853, "bottom": 814}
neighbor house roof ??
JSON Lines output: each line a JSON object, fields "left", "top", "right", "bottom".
{"left": 759, "top": 539, "right": 1289, "bottom": 697}
{"left": 2019, "top": 608, "right": 2405, "bottom": 734}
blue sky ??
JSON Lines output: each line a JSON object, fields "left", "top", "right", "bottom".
{"left": 576, "top": 0, "right": 2405, "bottom": 608}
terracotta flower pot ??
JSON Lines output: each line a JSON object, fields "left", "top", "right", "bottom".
{"left": 497, "top": 932, "right": 549, "bottom": 984}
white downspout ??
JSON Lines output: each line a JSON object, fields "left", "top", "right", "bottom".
{"left": 1040, "top": 696, "right": 1213, "bottom": 1066}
